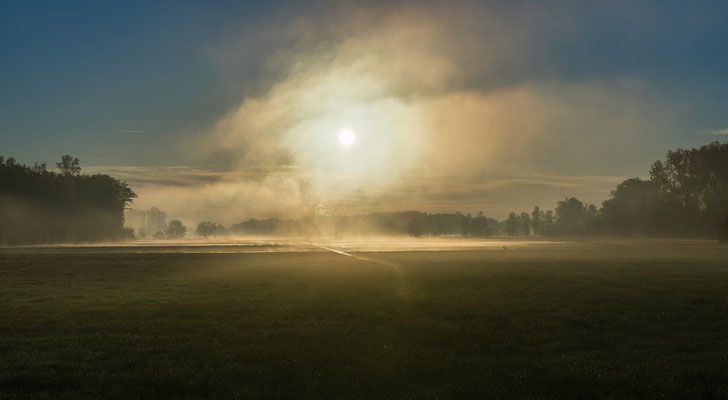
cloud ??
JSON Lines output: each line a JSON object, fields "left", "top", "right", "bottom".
{"left": 178, "top": 3, "right": 677, "bottom": 218}
{"left": 702, "top": 128, "right": 728, "bottom": 136}
{"left": 112, "top": 130, "right": 145, "bottom": 134}
{"left": 105, "top": 0, "right": 684, "bottom": 224}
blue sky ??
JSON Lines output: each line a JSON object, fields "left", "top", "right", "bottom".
{"left": 1, "top": 1, "right": 275, "bottom": 164}
{"left": 2, "top": 1, "right": 728, "bottom": 221}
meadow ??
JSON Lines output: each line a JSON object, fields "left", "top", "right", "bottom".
{"left": 1, "top": 239, "right": 728, "bottom": 399}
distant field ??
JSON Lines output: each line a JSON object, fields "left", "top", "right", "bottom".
{"left": 1, "top": 239, "right": 728, "bottom": 398}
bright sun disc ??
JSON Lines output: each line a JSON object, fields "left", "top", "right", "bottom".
{"left": 338, "top": 129, "right": 355, "bottom": 146}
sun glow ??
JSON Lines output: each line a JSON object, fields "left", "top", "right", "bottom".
{"left": 338, "top": 129, "right": 355, "bottom": 146}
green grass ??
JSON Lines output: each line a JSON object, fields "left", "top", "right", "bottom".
{"left": 1, "top": 241, "right": 728, "bottom": 399}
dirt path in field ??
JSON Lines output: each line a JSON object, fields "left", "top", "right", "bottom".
{"left": 310, "top": 243, "right": 410, "bottom": 297}
{"left": 310, "top": 244, "right": 397, "bottom": 267}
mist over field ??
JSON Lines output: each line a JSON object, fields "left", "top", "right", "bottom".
{"left": 4, "top": 139, "right": 728, "bottom": 245}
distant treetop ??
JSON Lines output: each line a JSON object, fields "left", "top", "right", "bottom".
{"left": 56, "top": 155, "right": 81, "bottom": 176}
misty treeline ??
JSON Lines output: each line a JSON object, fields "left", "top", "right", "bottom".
{"left": 124, "top": 207, "right": 190, "bottom": 240}
{"left": 226, "top": 142, "right": 728, "bottom": 240}
{"left": 0, "top": 155, "right": 136, "bottom": 244}
{"left": 125, "top": 207, "right": 222, "bottom": 240}
{"left": 225, "top": 209, "right": 561, "bottom": 238}
{"left": 3, "top": 141, "right": 728, "bottom": 244}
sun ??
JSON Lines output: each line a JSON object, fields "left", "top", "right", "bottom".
{"left": 338, "top": 129, "right": 355, "bottom": 146}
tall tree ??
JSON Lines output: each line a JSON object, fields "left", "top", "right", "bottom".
{"left": 56, "top": 155, "right": 81, "bottom": 176}
{"left": 531, "top": 206, "right": 542, "bottom": 235}
{"left": 542, "top": 210, "right": 555, "bottom": 235}
{"left": 506, "top": 212, "right": 519, "bottom": 237}
{"left": 648, "top": 141, "right": 728, "bottom": 236}
{"left": 519, "top": 212, "right": 532, "bottom": 237}
{"left": 554, "top": 197, "right": 598, "bottom": 235}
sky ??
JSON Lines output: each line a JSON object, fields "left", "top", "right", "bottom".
{"left": 2, "top": 0, "right": 728, "bottom": 224}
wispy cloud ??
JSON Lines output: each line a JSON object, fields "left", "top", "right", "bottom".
{"left": 701, "top": 128, "right": 728, "bottom": 136}
{"left": 112, "top": 130, "right": 145, "bottom": 134}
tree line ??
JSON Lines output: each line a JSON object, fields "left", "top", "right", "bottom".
{"left": 463, "top": 141, "right": 728, "bottom": 239}
{"left": 601, "top": 141, "right": 728, "bottom": 237}
{"left": 3, "top": 141, "right": 727, "bottom": 243}
{"left": 124, "top": 207, "right": 189, "bottom": 239}
{"left": 0, "top": 155, "right": 136, "bottom": 244}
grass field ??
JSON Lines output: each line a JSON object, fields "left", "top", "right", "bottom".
{"left": 1, "top": 239, "right": 728, "bottom": 399}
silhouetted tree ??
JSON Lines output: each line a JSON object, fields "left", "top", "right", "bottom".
{"left": 451, "top": 212, "right": 468, "bottom": 237}
{"left": 519, "top": 213, "right": 531, "bottom": 237}
{"left": 56, "top": 155, "right": 81, "bottom": 176}
{"left": 555, "top": 197, "right": 598, "bottom": 235}
{"left": 531, "top": 206, "right": 542, "bottom": 235}
{"left": 469, "top": 212, "right": 487, "bottom": 237}
{"left": 601, "top": 178, "right": 659, "bottom": 235}
{"left": 506, "top": 212, "right": 518, "bottom": 236}
{"left": 197, "top": 221, "right": 217, "bottom": 238}
{"left": 541, "top": 210, "right": 555, "bottom": 235}
{"left": 32, "top": 162, "right": 48, "bottom": 174}
{"left": 166, "top": 220, "right": 186, "bottom": 239}
{"left": 0, "top": 154, "right": 136, "bottom": 244}
{"left": 648, "top": 142, "right": 728, "bottom": 236}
